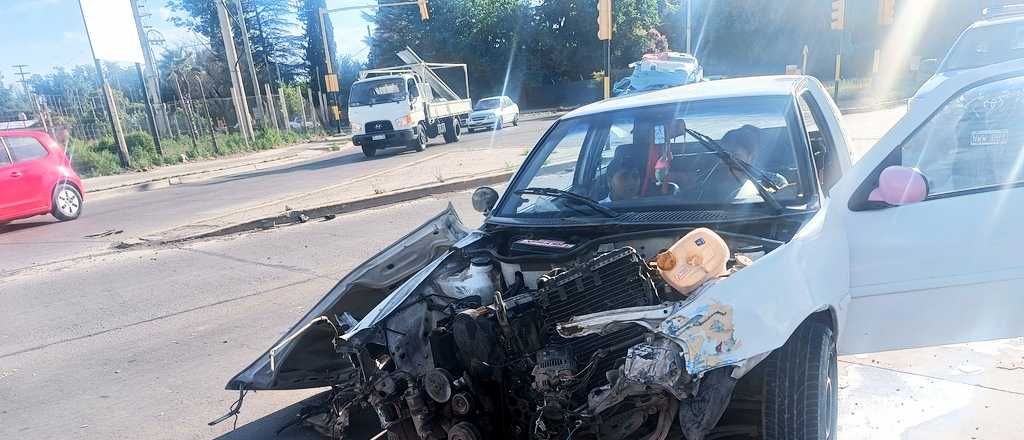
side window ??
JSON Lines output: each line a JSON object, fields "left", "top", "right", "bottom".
{"left": 503, "top": 97, "right": 513, "bottom": 107}
{"left": 6, "top": 136, "right": 48, "bottom": 163}
{"left": 796, "top": 92, "right": 841, "bottom": 192}
{"left": 0, "top": 140, "right": 12, "bottom": 167}
{"left": 407, "top": 79, "right": 418, "bottom": 99}
{"left": 899, "top": 75, "right": 1024, "bottom": 196}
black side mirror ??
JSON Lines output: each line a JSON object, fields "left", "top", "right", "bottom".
{"left": 472, "top": 187, "right": 500, "bottom": 215}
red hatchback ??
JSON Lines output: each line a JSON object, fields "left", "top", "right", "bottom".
{"left": 0, "top": 130, "right": 84, "bottom": 223}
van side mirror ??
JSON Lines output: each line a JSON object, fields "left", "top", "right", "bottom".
{"left": 472, "top": 187, "right": 500, "bottom": 214}
{"left": 868, "top": 166, "right": 929, "bottom": 206}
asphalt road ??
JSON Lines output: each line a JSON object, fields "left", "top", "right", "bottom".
{"left": 0, "top": 118, "right": 553, "bottom": 276}
{"left": 2, "top": 190, "right": 1022, "bottom": 440}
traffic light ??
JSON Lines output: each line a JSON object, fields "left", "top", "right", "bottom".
{"left": 418, "top": 0, "right": 429, "bottom": 20}
{"left": 831, "top": 0, "right": 845, "bottom": 30}
{"left": 597, "top": 0, "right": 612, "bottom": 40}
{"left": 879, "top": 0, "right": 895, "bottom": 25}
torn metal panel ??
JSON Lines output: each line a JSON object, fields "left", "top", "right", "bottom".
{"left": 226, "top": 205, "right": 471, "bottom": 391}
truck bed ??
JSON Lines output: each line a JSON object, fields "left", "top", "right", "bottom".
{"left": 426, "top": 99, "right": 472, "bottom": 120}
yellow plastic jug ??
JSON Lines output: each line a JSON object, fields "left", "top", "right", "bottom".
{"left": 655, "top": 228, "right": 730, "bottom": 295}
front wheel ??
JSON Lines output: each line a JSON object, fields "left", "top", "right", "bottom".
{"left": 51, "top": 183, "right": 83, "bottom": 221}
{"left": 761, "top": 320, "right": 838, "bottom": 440}
{"left": 361, "top": 145, "right": 377, "bottom": 158}
{"left": 412, "top": 125, "right": 428, "bottom": 152}
{"left": 512, "top": 114, "right": 519, "bottom": 126}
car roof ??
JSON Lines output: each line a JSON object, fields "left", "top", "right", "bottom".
{"left": 563, "top": 75, "right": 805, "bottom": 119}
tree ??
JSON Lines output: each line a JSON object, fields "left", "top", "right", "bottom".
{"left": 167, "top": 0, "right": 302, "bottom": 90}
{"left": 298, "top": 0, "right": 339, "bottom": 104}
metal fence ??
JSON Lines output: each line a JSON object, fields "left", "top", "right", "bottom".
{"left": 4, "top": 88, "right": 331, "bottom": 144}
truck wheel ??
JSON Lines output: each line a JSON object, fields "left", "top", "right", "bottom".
{"left": 412, "top": 125, "right": 428, "bottom": 152}
{"left": 761, "top": 320, "right": 838, "bottom": 440}
{"left": 443, "top": 117, "right": 461, "bottom": 143}
{"left": 362, "top": 145, "right": 377, "bottom": 158}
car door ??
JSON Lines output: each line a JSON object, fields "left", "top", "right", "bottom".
{"left": 837, "top": 71, "right": 1024, "bottom": 355}
{"left": 227, "top": 205, "right": 470, "bottom": 390}
{"left": 4, "top": 135, "right": 52, "bottom": 212}
{"left": 0, "top": 140, "right": 21, "bottom": 218}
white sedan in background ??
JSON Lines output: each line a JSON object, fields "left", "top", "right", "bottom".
{"left": 465, "top": 96, "right": 519, "bottom": 131}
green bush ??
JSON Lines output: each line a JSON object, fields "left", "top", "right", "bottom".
{"left": 67, "top": 140, "right": 123, "bottom": 178}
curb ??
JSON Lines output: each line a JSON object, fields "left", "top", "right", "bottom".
{"left": 85, "top": 140, "right": 352, "bottom": 198}
{"left": 125, "top": 168, "right": 515, "bottom": 247}
{"left": 839, "top": 99, "right": 908, "bottom": 115}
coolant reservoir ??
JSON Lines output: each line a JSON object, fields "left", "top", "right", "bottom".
{"left": 655, "top": 228, "right": 729, "bottom": 295}
{"left": 440, "top": 256, "right": 497, "bottom": 305}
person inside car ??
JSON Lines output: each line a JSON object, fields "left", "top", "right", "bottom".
{"left": 696, "top": 124, "right": 787, "bottom": 201}
{"left": 602, "top": 144, "right": 648, "bottom": 202}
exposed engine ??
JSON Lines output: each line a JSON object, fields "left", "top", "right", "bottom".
{"left": 309, "top": 228, "right": 764, "bottom": 440}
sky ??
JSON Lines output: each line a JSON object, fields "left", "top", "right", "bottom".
{"left": 0, "top": 0, "right": 372, "bottom": 87}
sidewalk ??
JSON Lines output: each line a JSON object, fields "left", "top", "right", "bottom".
{"left": 138, "top": 145, "right": 542, "bottom": 245}
{"left": 83, "top": 136, "right": 351, "bottom": 197}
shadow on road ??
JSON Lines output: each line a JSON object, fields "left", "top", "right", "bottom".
{"left": 0, "top": 220, "right": 56, "bottom": 234}
{"left": 212, "top": 398, "right": 321, "bottom": 440}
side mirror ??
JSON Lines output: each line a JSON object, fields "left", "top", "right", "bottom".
{"left": 472, "top": 187, "right": 500, "bottom": 214}
{"left": 868, "top": 166, "right": 929, "bottom": 206}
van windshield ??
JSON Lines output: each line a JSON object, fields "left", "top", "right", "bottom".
{"left": 349, "top": 78, "right": 407, "bottom": 107}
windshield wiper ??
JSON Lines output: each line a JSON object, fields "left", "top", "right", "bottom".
{"left": 685, "top": 128, "right": 785, "bottom": 212}
{"left": 515, "top": 187, "right": 619, "bottom": 218}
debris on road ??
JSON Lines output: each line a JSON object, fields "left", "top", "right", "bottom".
{"left": 84, "top": 229, "right": 124, "bottom": 238}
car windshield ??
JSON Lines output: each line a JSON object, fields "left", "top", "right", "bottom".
{"left": 496, "top": 95, "right": 809, "bottom": 219}
{"left": 941, "top": 20, "right": 1024, "bottom": 71}
{"left": 475, "top": 98, "right": 500, "bottom": 110}
{"left": 349, "top": 78, "right": 407, "bottom": 107}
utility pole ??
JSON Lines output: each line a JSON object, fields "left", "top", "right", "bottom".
{"left": 12, "top": 65, "right": 49, "bottom": 133}
{"left": 597, "top": 0, "right": 612, "bottom": 99}
{"left": 129, "top": 0, "right": 165, "bottom": 153}
{"left": 686, "top": 0, "right": 692, "bottom": 54}
{"left": 77, "top": 0, "right": 131, "bottom": 168}
{"left": 136, "top": 63, "right": 162, "bottom": 154}
{"left": 217, "top": 0, "right": 253, "bottom": 145}
{"left": 234, "top": 0, "right": 266, "bottom": 128}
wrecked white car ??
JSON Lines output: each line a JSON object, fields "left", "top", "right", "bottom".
{"left": 225, "top": 67, "right": 1024, "bottom": 440}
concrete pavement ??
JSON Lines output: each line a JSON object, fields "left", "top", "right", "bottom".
{"left": 2, "top": 189, "right": 1021, "bottom": 440}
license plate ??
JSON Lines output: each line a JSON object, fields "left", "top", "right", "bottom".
{"left": 971, "top": 129, "right": 1009, "bottom": 146}
{"left": 372, "top": 134, "right": 385, "bottom": 141}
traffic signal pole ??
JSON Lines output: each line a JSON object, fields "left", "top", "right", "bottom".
{"left": 316, "top": 0, "right": 430, "bottom": 134}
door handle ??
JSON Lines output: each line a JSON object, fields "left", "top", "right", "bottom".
{"left": 9, "top": 171, "right": 21, "bottom": 178}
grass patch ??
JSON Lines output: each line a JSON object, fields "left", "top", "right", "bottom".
{"left": 68, "top": 128, "right": 322, "bottom": 178}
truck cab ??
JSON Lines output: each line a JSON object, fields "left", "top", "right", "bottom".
{"left": 349, "top": 74, "right": 428, "bottom": 156}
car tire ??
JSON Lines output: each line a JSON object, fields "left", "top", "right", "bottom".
{"left": 513, "top": 114, "right": 519, "bottom": 126}
{"left": 443, "top": 117, "right": 461, "bottom": 143}
{"left": 761, "top": 320, "right": 838, "bottom": 440}
{"left": 51, "top": 183, "right": 83, "bottom": 221}
{"left": 362, "top": 145, "right": 377, "bottom": 158}
{"left": 412, "top": 125, "right": 428, "bottom": 152}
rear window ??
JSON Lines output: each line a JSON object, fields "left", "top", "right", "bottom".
{"left": 4, "top": 136, "right": 48, "bottom": 162}
{"left": 941, "top": 21, "right": 1024, "bottom": 71}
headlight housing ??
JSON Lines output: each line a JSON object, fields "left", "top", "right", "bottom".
{"left": 394, "top": 115, "right": 414, "bottom": 129}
